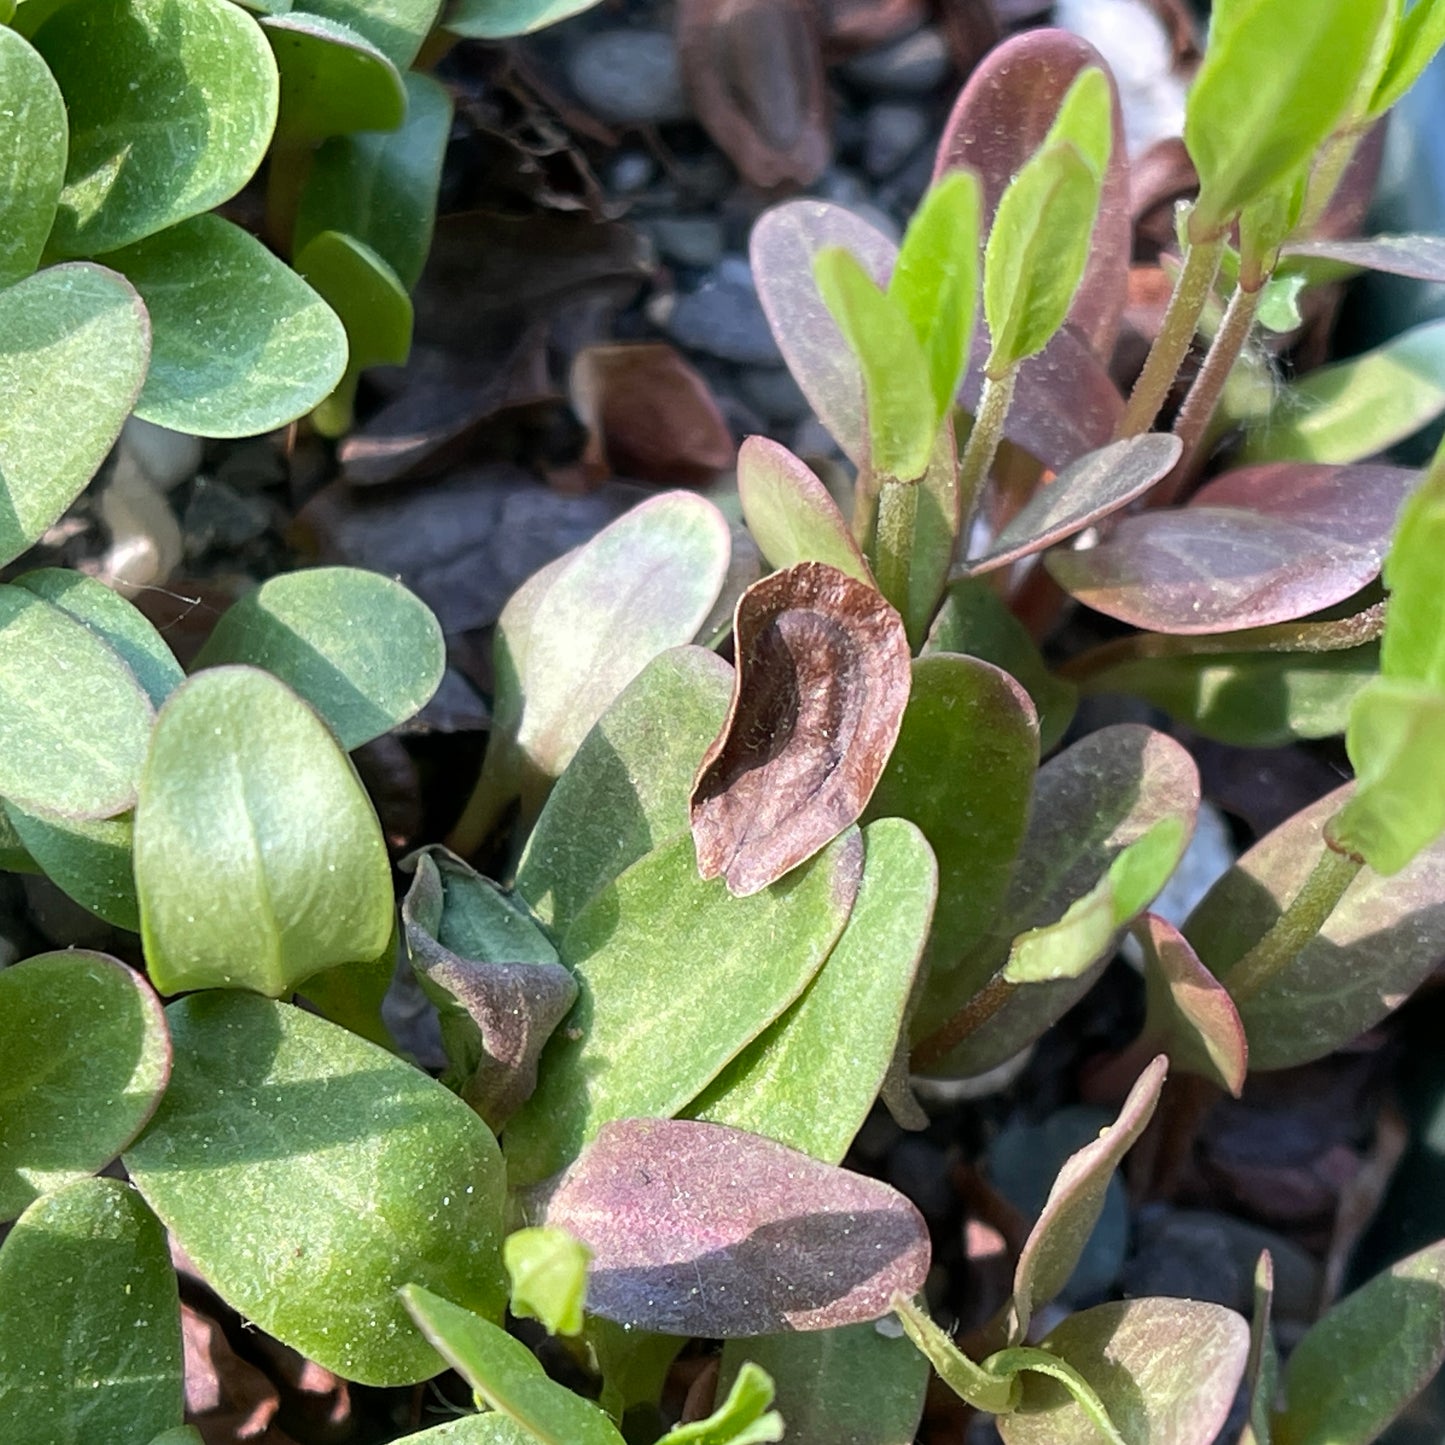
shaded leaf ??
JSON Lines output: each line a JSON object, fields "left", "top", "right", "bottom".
{"left": 264, "top": 12, "right": 405, "bottom": 140}
{"left": 133, "top": 666, "right": 394, "bottom": 997}
{"left": 965, "top": 435, "right": 1182, "bottom": 576}
{"left": 657, "top": 1362, "right": 783, "bottom": 1445}
{"left": 1241, "top": 320, "right": 1445, "bottom": 465}
{"left": 1135, "top": 913, "right": 1248, "bottom": 1096}
{"left": 288, "top": 0, "right": 440, "bottom": 68}
{"left": 446, "top": 0, "right": 602, "bottom": 37}
{"left": 737, "top": 435, "right": 872, "bottom": 583}
{"left": 688, "top": 818, "right": 936, "bottom": 1163}
{"left": 0, "top": 27, "right": 66, "bottom": 286}
{"left": 692, "top": 563, "right": 911, "bottom": 897}
{"left": 1, "top": 803, "right": 138, "bottom": 930}
{"left": 0, "top": 1179, "right": 183, "bottom": 1445}
{"left": 503, "top": 829, "right": 862, "bottom": 1186}
{"left": 193, "top": 566, "right": 444, "bottom": 750}
{"left": 537, "top": 1117, "right": 930, "bottom": 1336}
{"left": 901, "top": 414, "right": 962, "bottom": 647}
{"left": 402, "top": 1285, "right": 625, "bottom": 1445}
{"left": 109, "top": 214, "right": 348, "bottom": 438}
{"left": 36, "top": 0, "right": 278, "bottom": 256}
{"left": 1274, "top": 1239, "right": 1445, "bottom": 1445}
{"left": 997, "top": 1298, "right": 1250, "bottom": 1445}
{"left": 1048, "top": 463, "right": 1418, "bottom": 634}
{"left": 516, "top": 647, "right": 733, "bottom": 936}
{"left": 1011, "top": 1057, "right": 1166, "bottom": 1339}
{"left": 126, "top": 994, "right": 508, "bottom": 1386}
{"left": 1186, "top": 784, "right": 1445, "bottom": 1069}
{"left": 0, "top": 582, "right": 155, "bottom": 819}
{"left": 1283, "top": 234, "right": 1445, "bottom": 283}
{"left": 0, "top": 950, "right": 169, "bottom": 1221}
{"left": 0, "top": 263, "right": 150, "bottom": 569}
{"left": 402, "top": 848, "right": 576, "bottom": 1130}
{"left": 504, "top": 1225, "right": 589, "bottom": 1337}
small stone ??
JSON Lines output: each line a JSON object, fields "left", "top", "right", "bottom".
{"left": 607, "top": 150, "right": 657, "bottom": 193}
{"left": 567, "top": 30, "right": 690, "bottom": 125}
{"left": 736, "top": 366, "right": 812, "bottom": 426}
{"left": 841, "top": 25, "right": 951, "bottom": 97}
{"left": 863, "top": 101, "right": 930, "bottom": 179}
{"left": 649, "top": 216, "right": 726, "bottom": 269}
{"left": 659, "top": 256, "right": 782, "bottom": 366}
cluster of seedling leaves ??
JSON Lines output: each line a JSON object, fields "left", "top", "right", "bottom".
{"left": 11, "top": 0, "right": 1445, "bottom": 1442}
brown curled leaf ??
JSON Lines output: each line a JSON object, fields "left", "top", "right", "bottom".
{"left": 691, "top": 561, "right": 911, "bottom": 897}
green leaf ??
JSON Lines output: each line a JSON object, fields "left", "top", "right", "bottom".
{"left": 193, "top": 566, "right": 444, "bottom": 750}
{"left": 148, "top": 1430, "right": 205, "bottom": 1445}
{"left": 1241, "top": 319, "right": 1445, "bottom": 464}
{"left": 502, "top": 829, "right": 861, "bottom": 1186}
{"left": 402, "top": 1285, "right": 627, "bottom": 1445}
{"left": 516, "top": 646, "right": 733, "bottom": 935}
{"left": 1329, "top": 677, "right": 1445, "bottom": 874}
{"left": 687, "top": 818, "right": 936, "bottom": 1164}
{"left": 12, "top": 568, "right": 182, "bottom": 708}
{"left": 294, "top": 228, "right": 410, "bottom": 436}
{"left": 106, "top": 214, "right": 347, "bottom": 438}
{"left": 893, "top": 1297, "right": 1019, "bottom": 1415}
{"left": 126, "top": 994, "right": 508, "bottom": 1386}
{"left": 987, "top": 1346, "right": 1126, "bottom": 1445}
{"left": 657, "top": 1363, "right": 783, "bottom": 1445}
{"left": 0, "top": 950, "right": 169, "bottom": 1220}
{"left": 814, "top": 245, "right": 936, "bottom": 481}
{"left": 35, "top": 0, "right": 279, "bottom": 256}
{"left": 133, "top": 665, "right": 394, "bottom": 996}
{"left": 1, "top": 803, "right": 138, "bottom": 929}
{"left": 1044, "top": 65, "right": 1113, "bottom": 174}
{"left": 445, "top": 0, "right": 604, "bottom": 37}
{"left": 1242, "top": 1252, "right": 1278, "bottom": 1445}
{"left": 0, "top": 1179, "right": 182, "bottom": 1445}
{"left": 294, "top": 70, "right": 452, "bottom": 290}
{"left": 1275, "top": 1240, "right": 1445, "bottom": 1445}
{"left": 1185, "top": 0, "right": 1391, "bottom": 239}
{"left": 0, "top": 27, "right": 65, "bottom": 286}
{"left": 263, "top": 12, "right": 406, "bottom": 140}
{"left": 402, "top": 1420, "right": 537, "bottom": 1445}
{"left": 984, "top": 139, "right": 1101, "bottom": 375}
{"left": 718, "top": 1323, "right": 929, "bottom": 1445}
{"left": 1371, "top": 0, "right": 1445, "bottom": 116}
{"left": 285, "top": 0, "right": 440, "bottom": 69}
{"left": 887, "top": 171, "right": 982, "bottom": 418}
{"left": 504, "top": 1226, "right": 589, "bottom": 1337}
{"left": 0, "top": 263, "right": 150, "bottom": 569}
{"left": 1380, "top": 446, "right": 1445, "bottom": 688}
{"left": 0, "top": 583, "right": 155, "bottom": 819}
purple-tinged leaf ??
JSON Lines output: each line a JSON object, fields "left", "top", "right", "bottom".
{"left": 1135, "top": 913, "right": 1248, "bottom": 1097}
{"left": 964, "top": 435, "right": 1181, "bottom": 577}
{"left": 932, "top": 28, "right": 1130, "bottom": 361}
{"left": 1047, "top": 463, "right": 1418, "bottom": 634}
{"left": 1282, "top": 234, "right": 1445, "bottom": 283}
{"left": 1010, "top": 1057, "right": 1166, "bottom": 1339}
{"left": 997, "top": 1298, "right": 1250, "bottom": 1445}
{"left": 1274, "top": 1239, "right": 1445, "bottom": 1445}
{"left": 1185, "top": 785, "right": 1445, "bottom": 1070}
{"left": 536, "top": 1118, "right": 930, "bottom": 1336}
{"left": 0, "top": 950, "right": 170, "bottom": 1222}
{"left": 737, "top": 436, "right": 872, "bottom": 583}
{"left": 692, "top": 563, "right": 911, "bottom": 897}
{"left": 401, "top": 848, "right": 576, "bottom": 1131}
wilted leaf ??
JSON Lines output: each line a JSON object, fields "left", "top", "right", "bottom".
{"left": 517, "top": 647, "right": 733, "bottom": 935}
{"left": 1048, "top": 463, "right": 1418, "bottom": 634}
{"left": 504, "top": 1226, "right": 589, "bottom": 1337}
{"left": 1135, "top": 913, "right": 1248, "bottom": 1096}
{"left": 688, "top": 817, "right": 936, "bottom": 1163}
{"left": 0, "top": 951, "right": 169, "bottom": 1221}
{"left": 692, "top": 563, "right": 911, "bottom": 897}
{"left": 503, "top": 829, "right": 861, "bottom": 1186}
{"left": 997, "top": 1298, "right": 1250, "bottom": 1445}
{"left": 0, "top": 27, "right": 66, "bottom": 287}
{"left": 1010, "top": 1057, "right": 1166, "bottom": 1338}
{"left": 1, "top": 803, "right": 138, "bottom": 930}
{"left": 1186, "top": 785, "right": 1445, "bottom": 1070}
{"left": 126, "top": 994, "right": 508, "bottom": 1386}
{"left": 0, "top": 1179, "right": 183, "bottom": 1445}
{"left": 537, "top": 1118, "right": 930, "bottom": 1336}
{"left": 263, "top": 12, "right": 405, "bottom": 140}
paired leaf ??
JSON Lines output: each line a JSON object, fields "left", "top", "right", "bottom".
{"left": 126, "top": 994, "right": 508, "bottom": 1385}
{"left": 692, "top": 563, "right": 911, "bottom": 897}
{"left": 502, "top": 828, "right": 861, "bottom": 1185}
{"left": 0, "top": 27, "right": 66, "bottom": 286}
{"left": 0, "top": 263, "right": 150, "bottom": 569}
{"left": 537, "top": 1117, "right": 930, "bottom": 1335}
{"left": 194, "top": 566, "right": 444, "bottom": 749}
{"left": 0, "top": 951, "right": 169, "bottom": 1221}
{"left": 0, "top": 1179, "right": 183, "bottom": 1445}
{"left": 504, "top": 1226, "right": 589, "bottom": 1337}
{"left": 133, "top": 666, "right": 394, "bottom": 996}
{"left": 264, "top": 12, "right": 405, "bottom": 140}
{"left": 35, "top": 0, "right": 278, "bottom": 255}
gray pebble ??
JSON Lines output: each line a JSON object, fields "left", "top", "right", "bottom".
{"left": 567, "top": 31, "right": 689, "bottom": 125}
{"left": 864, "top": 102, "right": 930, "bottom": 179}
{"left": 661, "top": 256, "right": 782, "bottom": 366}
{"left": 649, "top": 216, "right": 726, "bottom": 269}
{"left": 736, "top": 366, "right": 813, "bottom": 426}
{"left": 607, "top": 150, "right": 657, "bottom": 193}
{"left": 184, "top": 476, "right": 271, "bottom": 557}
{"left": 841, "top": 25, "right": 952, "bottom": 97}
